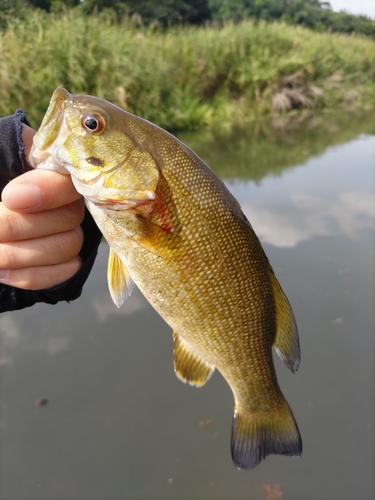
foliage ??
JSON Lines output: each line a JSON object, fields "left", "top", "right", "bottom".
{"left": 96, "top": 0, "right": 212, "bottom": 25}
{"left": 0, "top": 0, "right": 374, "bottom": 35}
{"left": 0, "top": 12, "right": 373, "bottom": 130}
{"left": 208, "top": 0, "right": 374, "bottom": 36}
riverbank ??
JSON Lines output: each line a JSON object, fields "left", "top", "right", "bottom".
{"left": 1, "top": 11, "right": 374, "bottom": 130}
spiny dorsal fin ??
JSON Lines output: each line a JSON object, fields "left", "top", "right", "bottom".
{"left": 107, "top": 247, "right": 135, "bottom": 308}
{"left": 172, "top": 331, "right": 215, "bottom": 387}
{"left": 269, "top": 270, "right": 300, "bottom": 373}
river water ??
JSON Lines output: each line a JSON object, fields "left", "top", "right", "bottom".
{"left": 0, "top": 111, "right": 374, "bottom": 500}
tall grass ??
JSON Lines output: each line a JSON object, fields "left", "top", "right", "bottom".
{"left": 0, "top": 11, "right": 374, "bottom": 130}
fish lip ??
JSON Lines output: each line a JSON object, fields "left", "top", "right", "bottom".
{"left": 32, "top": 88, "right": 70, "bottom": 151}
{"left": 86, "top": 197, "right": 153, "bottom": 211}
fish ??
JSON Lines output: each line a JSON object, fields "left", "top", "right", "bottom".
{"left": 29, "top": 87, "right": 302, "bottom": 470}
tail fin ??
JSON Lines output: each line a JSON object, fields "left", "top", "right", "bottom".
{"left": 231, "top": 400, "right": 302, "bottom": 470}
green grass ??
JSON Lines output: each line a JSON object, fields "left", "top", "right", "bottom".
{"left": 0, "top": 11, "right": 374, "bottom": 130}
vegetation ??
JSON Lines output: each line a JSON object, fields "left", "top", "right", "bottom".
{"left": 208, "top": 0, "right": 374, "bottom": 36}
{"left": 0, "top": 11, "right": 373, "bottom": 130}
{"left": 1, "top": 0, "right": 374, "bottom": 36}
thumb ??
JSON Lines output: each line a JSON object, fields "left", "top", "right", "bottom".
{"left": 2, "top": 169, "right": 82, "bottom": 213}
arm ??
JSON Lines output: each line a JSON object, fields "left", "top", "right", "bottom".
{"left": 0, "top": 111, "right": 102, "bottom": 312}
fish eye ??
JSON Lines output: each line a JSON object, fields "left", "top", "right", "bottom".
{"left": 82, "top": 113, "right": 106, "bottom": 133}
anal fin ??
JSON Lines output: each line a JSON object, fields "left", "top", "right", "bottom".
{"left": 107, "top": 247, "right": 135, "bottom": 308}
{"left": 172, "top": 331, "right": 215, "bottom": 387}
{"left": 269, "top": 270, "right": 300, "bottom": 373}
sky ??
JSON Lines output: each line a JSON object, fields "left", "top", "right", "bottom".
{"left": 328, "top": 0, "right": 375, "bottom": 18}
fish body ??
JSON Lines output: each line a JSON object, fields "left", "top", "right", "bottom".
{"left": 29, "top": 88, "right": 302, "bottom": 470}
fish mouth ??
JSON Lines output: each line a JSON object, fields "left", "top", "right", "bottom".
{"left": 28, "top": 88, "right": 72, "bottom": 172}
{"left": 33, "top": 88, "right": 70, "bottom": 151}
{"left": 87, "top": 197, "right": 154, "bottom": 213}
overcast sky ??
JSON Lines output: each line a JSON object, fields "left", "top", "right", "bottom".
{"left": 328, "top": 0, "right": 375, "bottom": 18}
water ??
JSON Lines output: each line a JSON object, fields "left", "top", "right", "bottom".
{"left": 1, "top": 111, "right": 374, "bottom": 500}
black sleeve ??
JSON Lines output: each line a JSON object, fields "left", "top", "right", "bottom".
{"left": 0, "top": 110, "right": 102, "bottom": 313}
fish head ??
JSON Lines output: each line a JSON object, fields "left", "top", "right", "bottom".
{"left": 29, "top": 87, "right": 160, "bottom": 209}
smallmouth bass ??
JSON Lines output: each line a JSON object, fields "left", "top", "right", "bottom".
{"left": 29, "top": 88, "right": 302, "bottom": 470}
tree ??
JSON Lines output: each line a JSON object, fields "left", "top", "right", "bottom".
{"left": 79, "top": 0, "right": 211, "bottom": 24}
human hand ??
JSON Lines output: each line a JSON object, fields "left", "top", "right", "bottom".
{"left": 0, "top": 126, "right": 85, "bottom": 290}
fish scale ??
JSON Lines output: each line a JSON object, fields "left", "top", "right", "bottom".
{"left": 29, "top": 87, "right": 302, "bottom": 470}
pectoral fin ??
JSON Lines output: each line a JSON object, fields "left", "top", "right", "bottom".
{"left": 131, "top": 216, "right": 195, "bottom": 282}
{"left": 107, "top": 247, "right": 135, "bottom": 308}
{"left": 270, "top": 270, "right": 300, "bottom": 373}
{"left": 172, "top": 331, "right": 215, "bottom": 387}
{"left": 132, "top": 216, "right": 183, "bottom": 261}
{"left": 103, "top": 207, "right": 194, "bottom": 282}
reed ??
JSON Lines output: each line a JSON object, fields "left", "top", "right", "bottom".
{"left": 0, "top": 11, "right": 374, "bottom": 130}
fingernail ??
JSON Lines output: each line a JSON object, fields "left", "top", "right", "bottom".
{"left": 2, "top": 183, "right": 42, "bottom": 210}
{"left": 0, "top": 270, "right": 10, "bottom": 283}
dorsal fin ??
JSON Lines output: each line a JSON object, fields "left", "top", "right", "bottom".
{"left": 107, "top": 247, "right": 135, "bottom": 308}
{"left": 172, "top": 331, "right": 215, "bottom": 387}
{"left": 269, "top": 270, "right": 300, "bottom": 373}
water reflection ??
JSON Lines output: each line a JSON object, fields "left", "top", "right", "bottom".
{"left": 0, "top": 111, "right": 374, "bottom": 500}
{"left": 231, "top": 136, "right": 375, "bottom": 247}
{"left": 0, "top": 310, "right": 73, "bottom": 366}
{"left": 92, "top": 290, "right": 147, "bottom": 323}
{"left": 180, "top": 116, "right": 374, "bottom": 249}
{"left": 179, "top": 110, "right": 374, "bottom": 180}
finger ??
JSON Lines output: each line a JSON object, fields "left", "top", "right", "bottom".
{"left": 0, "top": 256, "right": 82, "bottom": 290}
{"left": 0, "top": 226, "right": 83, "bottom": 270}
{"left": 0, "top": 199, "right": 85, "bottom": 242}
{"left": 2, "top": 169, "right": 81, "bottom": 213}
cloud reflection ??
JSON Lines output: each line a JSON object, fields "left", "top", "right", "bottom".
{"left": 0, "top": 315, "right": 19, "bottom": 365}
{"left": 0, "top": 313, "right": 72, "bottom": 365}
{"left": 242, "top": 190, "right": 375, "bottom": 248}
{"left": 92, "top": 290, "right": 147, "bottom": 322}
